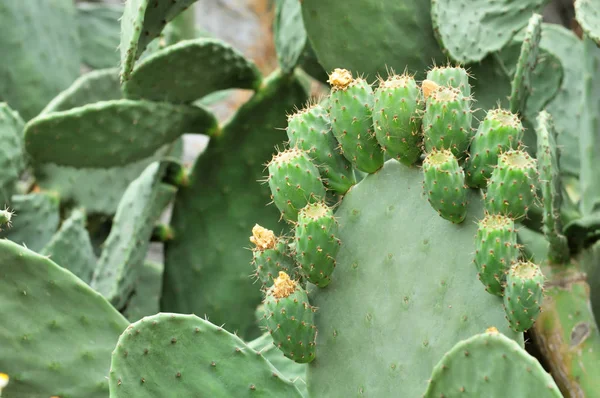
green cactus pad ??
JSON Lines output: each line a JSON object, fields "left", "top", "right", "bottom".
{"left": 0, "top": 192, "right": 60, "bottom": 252}
{"left": 41, "top": 209, "right": 97, "bottom": 284}
{"left": 162, "top": 71, "right": 308, "bottom": 340}
{"left": 263, "top": 272, "right": 317, "bottom": 363}
{"left": 423, "top": 85, "right": 472, "bottom": 158}
{"left": 0, "top": 239, "right": 128, "bottom": 397}
{"left": 536, "top": 111, "right": 569, "bottom": 263}
{"left": 250, "top": 224, "right": 296, "bottom": 290}
{"left": 485, "top": 150, "right": 538, "bottom": 219}
{"left": 247, "top": 333, "right": 308, "bottom": 397}
{"left": 474, "top": 214, "right": 519, "bottom": 296}
{"left": 123, "top": 38, "right": 262, "bottom": 103}
{"left": 295, "top": 202, "right": 340, "bottom": 287}
{"left": 422, "top": 149, "right": 468, "bottom": 223}
{"left": 0, "top": 0, "right": 80, "bottom": 120}
{"left": 509, "top": 13, "right": 542, "bottom": 115}
{"left": 0, "top": 103, "right": 25, "bottom": 205}
{"left": 91, "top": 163, "right": 176, "bottom": 309}
{"left": 25, "top": 99, "right": 217, "bottom": 168}
{"left": 306, "top": 160, "right": 521, "bottom": 397}
{"left": 274, "top": 0, "right": 307, "bottom": 73}
{"left": 503, "top": 261, "right": 545, "bottom": 332}
{"left": 423, "top": 328, "right": 561, "bottom": 397}
{"left": 77, "top": 2, "right": 123, "bottom": 69}
{"left": 123, "top": 261, "right": 164, "bottom": 322}
{"left": 431, "top": 0, "right": 546, "bottom": 63}
{"left": 301, "top": 0, "right": 445, "bottom": 80}
{"left": 329, "top": 69, "right": 384, "bottom": 173}
{"left": 119, "top": 0, "right": 199, "bottom": 81}
{"left": 575, "top": 0, "right": 600, "bottom": 46}
{"left": 267, "top": 147, "right": 326, "bottom": 222}
{"left": 464, "top": 108, "right": 524, "bottom": 188}
{"left": 581, "top": 36, "right": 600, "bottom": 215}
{"left": 109, "top": 313, "right": 302, "bottom": 397}
{"left": 42, "top": 68, "right": 122, "bottom": 114}
{"left": 426, "top": 66, "right": 471, "bottom": 97}
{"left": 373, "top": 74, "right": 423, "bottom": 166}
{"left": 286, "top": 103, "right": 356, "bottom": 194}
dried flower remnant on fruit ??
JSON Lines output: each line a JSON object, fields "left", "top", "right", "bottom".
{"left": 0, "top": 373, "right": 8, "bottom": 396}
{"left": 422, "top": 79, "right": 440, "bottom": 100}
{"left": 250, "top": 224, "right": 275, "bottom": 250}
{"left": 328, "top": 68, "right": 353, "bottom": 90}
{"left": 272, "top": 271, "right": 296, "bottom": 298}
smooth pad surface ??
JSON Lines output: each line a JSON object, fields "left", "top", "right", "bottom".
{"left": 0, "top": 103, "right": 25, "bottom": 205}
{"left": 576, "top": 0, "right": 600, "bottom": 45}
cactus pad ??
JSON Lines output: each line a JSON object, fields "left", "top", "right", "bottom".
{"left": 0, "top": 103, "right": 25, "bottom": 205}
{"left": 109, "top": 313, "right": 302, "bottom": 397}
{"left": 422, "top": 149, "right": 468, "bottom": 223}
{"left": 77, "top": 2, "right": 123, "bottom": 69}
{"left": 123, "top": 261, "right": 164, "bottom": 322}
{"left": 24, "top": 99, "right": 217, "bottom": 168}
{"left": 423, "top": 328, "right": 561, "bottom": 397}
{"left": 373, "top": 74, "right": 423, "bottom": 166}
{"left": 0, "top": 192, "right": 60, "bottom": 252}
{"left": 286, "top": 103, "right": 355, "bottom": 194}
{"left": 274, "top": 0, "right": 307, "bottom": 73}
{"left": 575, "top": 0, "right": 600, "bottom": 46}
{"left": 503, "top": 261, "right": 544, "bottom": 332}
{"left": 0, "top": 239, "right": 128, "bottom": 397}
{"left": 267, "top": 148, "right": 326, "bottom": 222}
{"left": 474, "top": 214, "right": 519, "bottom": 296}
{"left": 41, "top": 209, "right": 97, "bottom": 284}
{"left": 123, "top": 38, "right": 262, "bottom": 103}
{"left": 263, "top": 272, "right": 317, "bottom": 363}
{"left": 485, "top": 150, "right": 538, "bottom": 219}
{"left": 306, "top": 160, "right": 521, "bottom": 397}
{"left": 431, "top": 0, "right": 546, "bottom": 63}
{"left": 329, "top": 69, "right": 383, "bottom": 173}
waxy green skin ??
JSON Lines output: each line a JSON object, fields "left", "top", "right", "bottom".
{"left": 252, "top": 239, "right": 296, "bottom": 289}
{"left": 504, "top": 261, "right": 545, "bottom": 332}
{"left": 286, "top": 104, "right": 355, "bottom": 194}
{"left": 373, "top": 75, "right": 423, "bottom": 166}
{"left": 485, "top": 150, "right": 538, "bottom": 219}
{"left": 329, "top": 79, "right": 384, "bottom": 173}
{"left": 295, "top": 202, "right": 340, "bottom": 287}
{"left": 423, "top": 86, "right": 473, "bottom": 159}
{"left": 422, "top": 149, "right": 468, "bottom": 223}
{"left": 426, "top": 66, "right": 471, "bottom": 97}
{"left": 263, "top": 284, "right": 317, "bottom": 364}
{"left": 465, "top": 108, "right": 524, "bottom": 188}
{"left": 267, "top": 148, "right": 326, "bottom": 222}
{"left": 474, "top": 214, "right": 519, "bottom": 296}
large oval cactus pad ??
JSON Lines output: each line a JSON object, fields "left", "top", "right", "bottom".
{"left": 307, "top": 160, "right": 522, "bottom": 397}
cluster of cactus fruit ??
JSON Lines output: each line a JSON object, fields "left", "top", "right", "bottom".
{"left": 1, "top": 0, "right": 600, "bottom": 397}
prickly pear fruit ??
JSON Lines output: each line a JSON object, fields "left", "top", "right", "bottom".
{"left": 426, "top": 65, "right": 471, "bottom": 97}
{"left": 295, "top": 202, "right": 340, "bottom": 287}
{"left": 286, "top": 103, "right": 356, "bottom": 194}
{"left": 0, "top": 209, "right": 12, "bottom": 230}
{"left": 372, "top": 74, "right": 423, "bottom": 166}
{"left": 267, "top": 147, "right": 326, "bottom": 222}
{"left": 465, "top": 109, "right": 524, "bottom": 188}
{"left": 263, "top": 271, "right": 317, "bottom": 363}
{"left": 250, "top": 224, "right": 295, "bottom": 289}
{"left": 503, "top": 261, "right": 544, "bottom": 332}
{"left": 328, "top": 68, "right": 384, "bottom": 173}
{"left": 474, "top": 214, "right": 519, "bottom": 296}
{"left": 485, "top": 149, "right": 538, "bottom": 219}
{"left": 422, "top": 149, "right": 468, "bottom": 223}
{"left": 423, "top": 85, "right": 472, "bottom": 159}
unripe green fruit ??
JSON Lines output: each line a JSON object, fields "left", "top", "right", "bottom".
{"left": 423, "top": 85, "right": 472, "bottom": 159}
{"left": 295, "top": 202, "right": 340, "bottom": 287}
{"left": 263, "top": 272, "right": 317, "bottom": 363}
{"left": 329, "top": 68, "right": 384, "bottom": 173}
{"left": 426, "top": 66, "right": 471, "bottom": 97}
{"left": 422, "top": 149, "right": 468, "bottom": 223}
{"left": 372, "top": 74, "right": 423, "bottom": 166}
{"left": 503, "top": 261, "right": 544, "bottom": 332}
{"left": 474, "top": 214, "right": 519, "bottom": 296}
{"left": 286, "top": 103, "right": 356, "bottom": 194}
{"left": 0, "top": 209, "right": 12, "bottom": 230}
{"left": 465, "top": 108, "right": 524, "bottom": 188}
{"left": 485, "top": 149, "right": 538, "bottom": 219}
{"left": 267, "top": 147, "right": 326, "bottom": 222}
{"left": 250, "top": 224, "right": 296, "bottom": 289}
